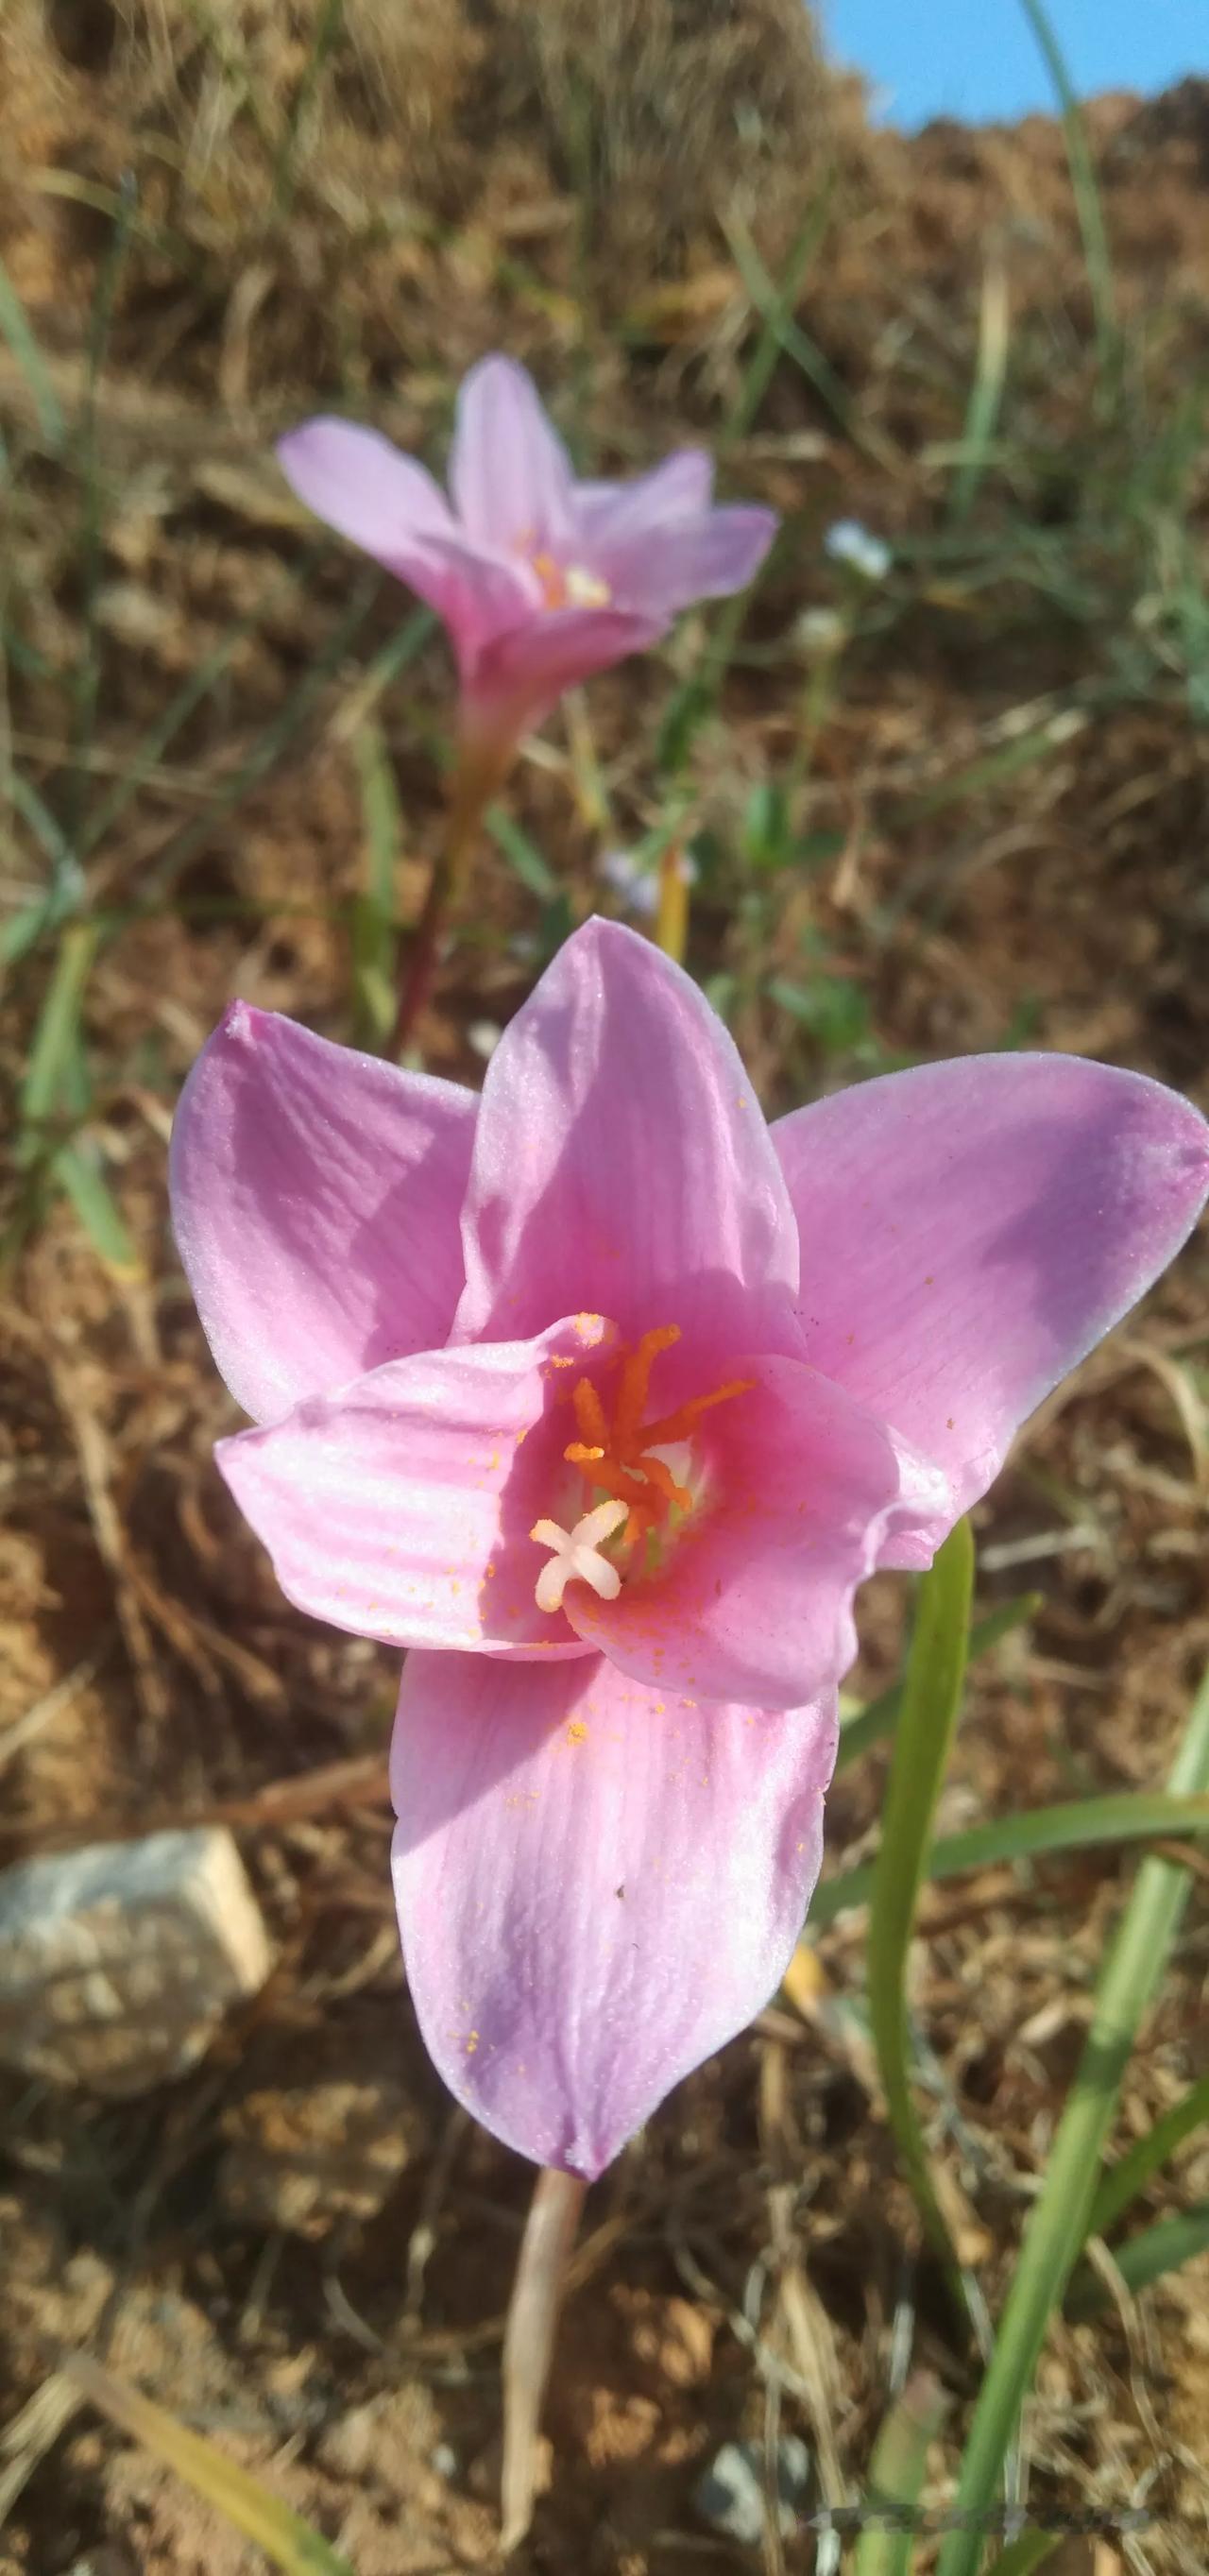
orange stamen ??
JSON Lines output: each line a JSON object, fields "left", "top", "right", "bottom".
{"left": 636, "top": 1452, "right": 693, "bottom": 1512}
{"left": 572, "top": 1378, "right": 611, "bottom": 1450}
{"left": 562, "top": 1322, "right": 752, "bottom": 1543}
{"left": 531, "top": 550, "right": 566, "bottom": 609}
{"left": 638, "top": 1376, "right": 755, "bottom": 1448}
{"left": 614, "top": 1324, "right": 681, "bottom": 1454}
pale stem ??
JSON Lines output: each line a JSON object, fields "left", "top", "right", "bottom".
{"left": 654, "top": 837, "right": 690, "bottom": 964}
{"left": 500, "top": 2164, "right": 587, "bottom": 2550}
{"left": 392, "top": 732, "right": 510, "bottom": 1056}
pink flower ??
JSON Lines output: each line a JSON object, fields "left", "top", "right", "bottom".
{"left": 277, "top": 355, "right": 776, "bottom": 764}
{"left": 171, "top": 923, "right": 1209, "bottom": 2178}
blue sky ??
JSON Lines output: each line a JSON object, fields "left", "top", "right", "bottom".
{"left": 822, "top": 0, "right": 1204, "bottom": 129}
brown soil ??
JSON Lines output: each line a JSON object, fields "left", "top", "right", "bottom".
{"left": 2, "top": 6, "right": 1208, "bottom": 2569}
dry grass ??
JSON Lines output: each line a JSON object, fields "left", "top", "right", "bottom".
{"left": 2, "top": 3, "right": 1209, "bottom": 2568}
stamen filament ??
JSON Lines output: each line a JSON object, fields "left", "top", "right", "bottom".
{"left": 637, "top": 1376, "right": 755, "bottom": 1448}
{"left": 614, "top": 1324, "right": 681, "bottom": 1454}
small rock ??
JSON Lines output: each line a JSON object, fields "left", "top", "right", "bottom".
{"left": 218, "top": 2076, "right": 417, "bottom": 2237}
{"left": 693, "top": 2437, "right": 813, "bottom": 2547}
{"left": 0, "top": 1828, "right": 272, "bottom": 2096}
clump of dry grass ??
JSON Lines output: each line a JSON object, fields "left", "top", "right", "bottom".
{"left": 0, "top": 0, "right": 832, "bottom": 398}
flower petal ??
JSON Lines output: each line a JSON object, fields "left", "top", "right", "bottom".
{"left": 391, "top": 1649, "right": 838, "bottom": 2175}
{"left": 592, "top": 503, "right": 778, "bottom": 619}
{"left": 215, "top": 1315, "right": 619, "bottom": 1655}
{"left": 449, "top": 354, "right": 576, "bottom": 554}
{"left": 170, "top": 1004, "right": 475, "bottom": 1424}
{"left": 465, "top": 602, "right": 665, "bottom": 741}
{"left": 573, "top": 450, "right": 716, "bottom": 539}
{"left": 564, "top": 1355, "right": 950, "bottom": 1704}
{"left": 775, "top": 1053, "right": 1209, "bottom": 1511}
{"left": 278, "top": 421, "right": 534, "bottom": 653}
{"left": 277, "top": 418, "right": 454, "bottom": 566}
{"left": 455, "top": 917, "right": 803, "bottom": 1355}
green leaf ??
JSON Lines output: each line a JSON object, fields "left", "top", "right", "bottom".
{"left": 766, "top": 971, "right": 869, "bottom": 1053}
{"left": 1016, "top": 0, "right": 1118, "bottom": 380}
{"left": 19, "top": 923, "right": 97, "bottom": 1149}
{"left": 935, "top": 1655, "right": 1209, "bottom": 2576}
{"left": 54, "top": 1144, "right": 141, "bottom": 1279}
{"left": 485, "top": 804, "right": 559, "bottom": 899}
{"left": 811, "top": 1788, "right": 1209, "bottom": 1932}
{"left": 1089, "top": 2070, "right": 1209, "bottom": 2240}
{"left": 1065, "top": 2201, "right": 1209, "bottom": 2320}
{"left": 867, "top": 1517, "right": 975, "bottom": 2282}
{"left": 853, "top": 2373, "right": 949, "bottom": 2576}
{"left": 835, "top": 1593, "right": 1041, "bottom": 1776}
{"left": 0, "top": 253, "right": 65, "bottom": 449}
{"left": 64, "top": 2353, "right": 356, "bottom": 2576}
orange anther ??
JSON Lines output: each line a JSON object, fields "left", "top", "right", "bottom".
{"left": 561, "top": 1322, "right": 750, "bottom": 1546}
{"left": 572, "top": 1378, "right": 611, "bottom": 1450}
{"left": 614, "top": 1323, "right": 682, "bottom": 1454}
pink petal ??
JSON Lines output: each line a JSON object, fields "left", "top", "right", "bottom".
{"left": 455, "top": 918, "right": 802, "bottom": 1355}
{"left": 593, "top": 504, "right": 778, "bottom": 618}
{"left": 564, "top": 1355, "right": 950, "bottom": 1703}
{"left": 215, "top": 1315, "right": 617, "bottom": 1656}
{"left": 449, "top": 354, "right": 575, "bottom": 554}
{"left": 775, "top": 1053, "right": 1209, "bottom": 1512}
{"left": 391, "top": 1649, "right": 838, "bottom": 2175}
{"left": 573, "top": 450, "right": 716, "bottom": 538}
{"left": 170, "top": 1005, "right": 474, "bottom": 1424}
{"left": 277, "top": 418, "right": 454, "bottom": 568}
{"left": 278, "top": 421, "right": 533, "bottom": 658}
{"left": 465, "top": 602, "right": 665, "bottom": 742}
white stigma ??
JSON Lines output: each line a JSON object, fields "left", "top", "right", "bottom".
{"left": 564, "top": 563, "right": 612, "bottom": 607}
{"left": 530, "top": 1499, "right": 630, "bottom": 1614}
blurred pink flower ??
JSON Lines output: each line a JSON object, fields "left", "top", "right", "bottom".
{"left": 171, "top": 924, "right": 1208, "bottom": 2177}
{"left": 277, "top": 355, "right": 776, "bottom": 764}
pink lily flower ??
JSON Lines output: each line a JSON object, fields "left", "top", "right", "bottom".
{"left": 277, "top": 355, "right": 777, "bottom": 770}
{"left": 171, "top": 923, "right": 1208, "bottom": 2178}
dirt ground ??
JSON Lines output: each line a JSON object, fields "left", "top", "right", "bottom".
{"left": 2, "top": 9, "right": 1209, "bottom": 2571}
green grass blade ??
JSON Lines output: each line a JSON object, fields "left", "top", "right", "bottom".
{"left": 867, "top": 1516, "right": 975, "bottom": 2277}
{"left": 349, "top": 718, "right": 400, "bottom": 1048}
{"left": 935, "top": 1657, "right": 1209, "bottom": 2576}
{"left": 2, "top": 778, "right": 84, "bottom": 965}
{"left": 853, "top": 2373, "right": 949, "bottom": 2576}
{"left": 144, "top": 573, "right": 380, "bottom": 898}
{"left": 272, "top": 0, "right": 345, "bottom": 213}
{"left": 986, "top": 2538, "right": 1060, "bottom": 2576}
{"left": 948, "top": 252, "right": 1011, "bottom": 525}
{"left": 1016, "top": 0, "right": 1117, "bottom": 378}
{"left": 811, "top": 1789, "right": 1209, "bottom": 1931}
{"left": 64, "top": 2353, "right": 355, "bottom": 2575}
{"left": 485, "top": 804, "right": 560, "bottom": 900}
{"left": 719, "top": 188, "right": 834, "bottom": 449}
{"left": 69, "top": 173, "right": 136, "bottom": 847}
{"left": 1089, "top": 2071, "right": 1209, "bottom": 2240}
{"left": 19, "top": 923, "right": 97, "bottom": 1147}
{"left": 836, "top": 1593, "right": 1040, "bottom": 1775}
{"left": 53, "top": 1144, "right": 140, "bottom": 1279}
{"left": 0, "top": 253, "right": 65, "bottom": 449}
{"left": 1066, "top": 2202, "right": 1209, "bottom": 2320}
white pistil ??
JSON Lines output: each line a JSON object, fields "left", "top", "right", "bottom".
{"left": 531, "top": 1499, "right": 630, "bottom": 1614}
{"left": 564, "top": 563, "right": 612, "bottom": 607}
